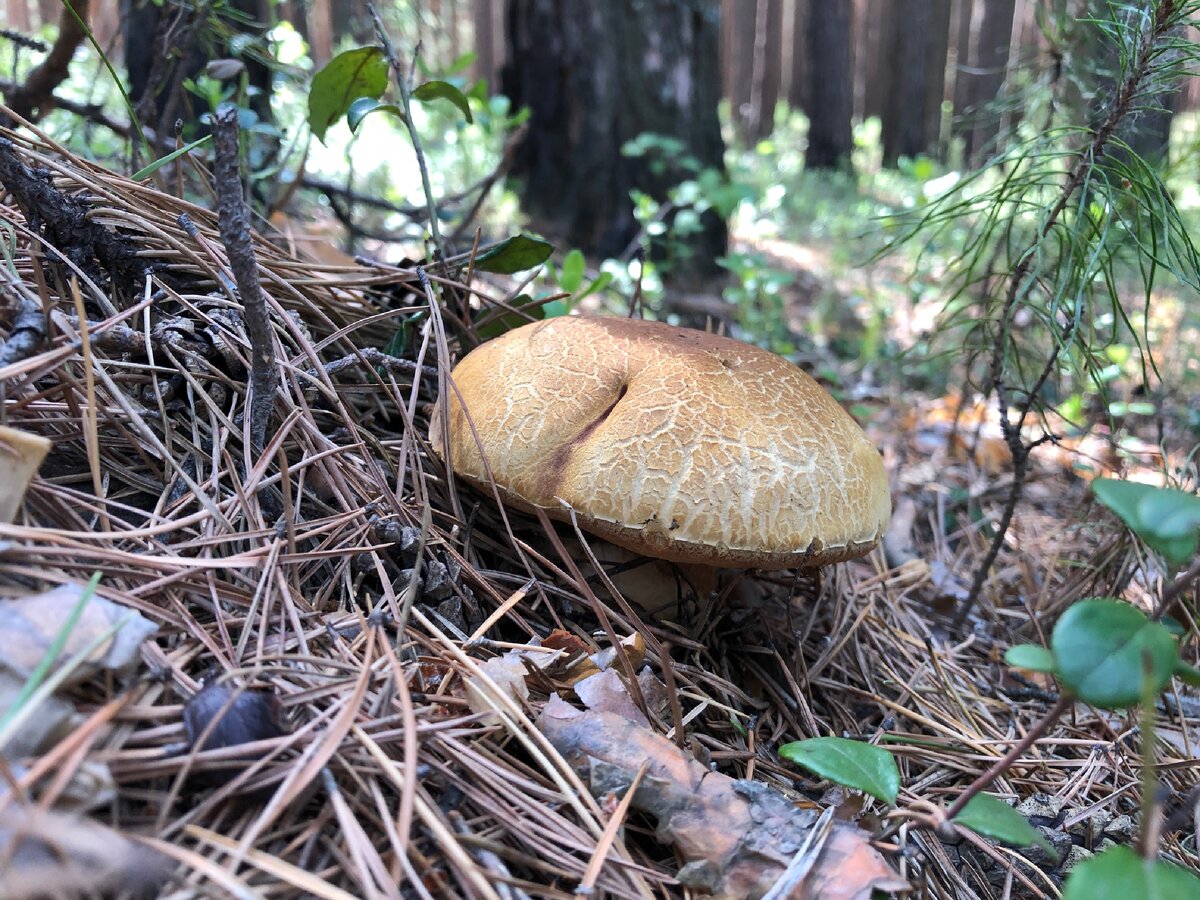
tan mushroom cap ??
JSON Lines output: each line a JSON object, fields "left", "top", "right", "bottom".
{"left": 431, "top": 315, "right": 890, "bottom": 568}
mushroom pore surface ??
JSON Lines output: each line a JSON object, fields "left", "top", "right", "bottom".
{"left": 431, "top": 315, "right": 891, "bottom": 568}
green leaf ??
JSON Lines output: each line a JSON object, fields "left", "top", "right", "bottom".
{"left": 381, "top": 323, "right": 409, "bottom": 359}
{"left": 132, "top": 135, "right": 213, "bottom": 181}
{"left": 467, "top": 78, "right": 489, "bottom": 102}
{"left": 474, "top": 234, "right": 554, "bottom": 274}
{"left": 1051, "top": 598, "right": 1179, "bottom": 709}
{"left": 475, "top": 295, "right": 546, "bottom": 340}
{"left": 1092, "top": 479, "right": 1200, "bottom": 566}
{"left": 954, "top": 794, "right": 1058, "bottom": 859}
{"left": 1063, "top": 845, "right": 1200, "bottom": 900}
{"left": 347, "top": 97, "right": 403, "bottom": 132}
{"left": 575, "top": 270, "right": 613, "bottom": 303}
{"left": 560, "top": 249, "right": 585, "bottom": 293}
{"left": 1005, "top": 644, "right": 1058, "bottom": 674}
{"left": 1174, "top": 661, "right": 1200, "bottom": 688}
{"left": 412, "top": 80, "right": 474, "bottom": 123}
{"left": 541, "top": 299, "right": 570, "bottom": 318}
{"left": 308, "top": 47, "right": 390, "bottom": 142}
{"left": 778, "top": 736, "right": 900, "bottom": 804}
{"left": 446, "top": 51, "right": 477, "bottom": 75}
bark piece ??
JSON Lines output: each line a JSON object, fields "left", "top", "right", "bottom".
{"left": 540, "top": 695, "right": 907, "bottom": 898}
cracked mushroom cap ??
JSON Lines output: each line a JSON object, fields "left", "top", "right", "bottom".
{"left": 431, "top": 315, "right": 891, "bottom": 568}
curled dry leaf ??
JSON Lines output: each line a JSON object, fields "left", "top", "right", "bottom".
{"left": 0, "top": 426, "right": 50, "bottom": 524}
{"left": 0, "top": 583, "right": 158, "bottom": 756}
{"left": 465, "top": 650, "right": 533, "bottom": 720}
{"left": 0, "top": 583, "right": 158, "bottom": 686}
{"left": 0, "top": 805, "right": 173, "bottom": 899}
{"left": 574, "top": 667, "right": 653, "bottom": 727}
{"left": 4, "top": 759, "right": 116, "bottom": 811}
{"left": 552, "top": 629, "right": 647, "bottom": 687}
{"left": 539, "top": 695, "right": 906, "bottom": 899}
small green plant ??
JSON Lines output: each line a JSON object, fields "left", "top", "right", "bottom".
{"left": 307, "top": 46, "right": 475, "bottom": 146}
{"left": 781, "top": 477, "right": 1200, "bottom": 895}
{"left": 716, "top": 251, "right": 796, "bottom": 354}
{"left": 622, "top": 131, "right": 754, "bottom": 282}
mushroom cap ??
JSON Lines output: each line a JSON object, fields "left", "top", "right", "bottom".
{"left": 431, "top": 315, "right": 890, "bottom": 568}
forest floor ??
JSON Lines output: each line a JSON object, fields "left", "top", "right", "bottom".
{"left": 1, "top": 121, "right": 1198, "bottom": 900}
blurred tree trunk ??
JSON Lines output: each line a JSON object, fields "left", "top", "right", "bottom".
{"left": 958, "top": 0, "right": 1016, "bottom": 165}
{"left": 753, "top": 0, "right": 783, "bottom": 138}
{"left": 950, "top": 0, "right": 975, "bottom": 144}
{"left": 328, "top": 0, "right": 372, "bottom": 45}
{"left": 93, "top": 0, "right": 120, "bottom": 49}
{"left": 308, "top": 0, "right": 333, "bottom": 67}
{"left": 880, "top": 0, "right": 951, "bottom": 163}
{"left": 448, "top": 0, "right": 462, "bottom": 65}
{"left": 473, "top": 0, "right": 501, "bottom": 87}
{"left": 725, "top": 0, "right": 755, "bottom": 138}
{"left": 1121, "top": 88, "right": 1179, "bottom": 164}
{"left": 726, "top": 0, "right": 782, "bottom": 141}
{"left": 7, "top": 0, "right": 31, "bottom": 32}
{"left": 787, "top": 0, "right": 809, "bottom": 110}
{"left": 858, "top": 0, "right": 887, "bottom": 120}
{"left": 804, "top": 0, "right": 853, "bottom": 168}
{"left": 121, "top": 0, "right": 275, "bottom": 140}
{"left": 503, "top": 0, "right": 727, "bottom": 283}
{"left": 1083, "top": 1, "right": 1179, "bottom": 166}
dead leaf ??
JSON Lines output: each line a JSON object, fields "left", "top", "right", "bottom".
{"left": 539, "top": 695, "right": 906, "bottom": 898}
{"left": 0, "top": 583, "right": 158, "bottom": 687}
{"left": 0, "top": 805, "right": 173, "bottom": 899}
{"left": 0, "top": 427, "right": 50, "bottom": 524}
{"left": 0, "top": 675, "right": 75, "bottom": 757}
{"left": 543, "top": 628, "right": 592, "bottom": 658}
{"left": 465, "top": 651, "right": 531, "bottom": 720}
{"left": 574, "top": 668, "right": 650, "bottom": 727}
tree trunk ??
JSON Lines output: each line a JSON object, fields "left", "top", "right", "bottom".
{"left": 7, "top": 0, "right": 31, "bottom": 32}
{"left": 858, "top": 0, "right": 887, "bottom": 121}
{"left": 1120, "top": 86, "right": 1178, "bottom": 164}
{"left": 787, "top": 0, "right": 809, "bottom": 111}
{"left": 503, "top": 0, "right": 727, "bottom": 283}
{"left": 121, "top": 0, "right": 275, "bottom": 142}
{"left": 959, "top": 0, "right": 1016, "bottom": 165}
{"left": 1086, "top": 3, "right": 1180, "bottom": 166}
{"left": 949, "top": 0, "right": 975, "bottom": 155}
{"left": 804, "top": 0, "right": 853, "bottom": 168}
{"left": 725, "top": 0, "right": 756, "bottom": 139}
{"left": 880, "top": 0, "right": 951, "bottom": 163}
{"left": 308, "top": 0, "right": 333, "bottom": 67}
{"left": 472, "top": 0, "right": 500, "bottom": 87}
{"left": 749, "top": 0, "right": 784, "bottom": 140}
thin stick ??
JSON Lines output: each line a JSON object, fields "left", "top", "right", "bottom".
{"left": 944, "top": 694, "right": 1072, "bottom": 821}
{"left": 1157, "top": 554, "right": 1200, "bottom": 617}
{"left": 368, "top": 4, "right": 445, "bottom": 256}
{"left": 575, "top": 760, "right": 649, "bottom": 896}
{"left": 211, "top": 105, "right": 278, "bottom": 454}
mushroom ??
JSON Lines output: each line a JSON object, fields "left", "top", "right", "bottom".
{"left": 430, "top": 315, "right": 890, "bottom": 608}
